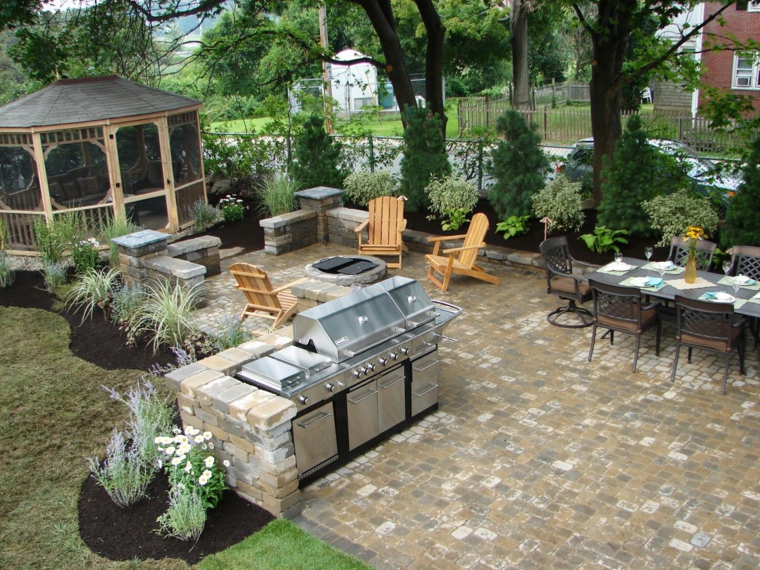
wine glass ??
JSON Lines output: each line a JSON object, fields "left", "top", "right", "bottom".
{"left": 722, "top": 259, "right": 732, "bottom": 277}
{"left": 614, "top": 251, "right": 623, "bottom": 265}
{"left": 645, "top": 247, "right": 653, "bottom": 262}
{"left": 732, "top": 277, "right": 741, "bottom": 299}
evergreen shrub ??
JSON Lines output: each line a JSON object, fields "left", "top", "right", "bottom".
{"left": 721, "top": 135, "right": 760, "bottom": 248}
{"left": 291, "top": 115, "right": 346, "bottom": 190}
{"left": 399, "top": 107, "right": 451, "bottom": 213}
{"left": 598, "top": 115, "right": 691, "bottom": 237}
{"left": 488, "top": 110, "right": 549, "bottom": 219}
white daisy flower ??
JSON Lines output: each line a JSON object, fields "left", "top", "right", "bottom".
{"left": 165, "top": 446, "right": 175, "bottom": 455}
{"left": 203, "top": 431, "right": 212, "bottom": 440}
{"left": 202, "top": 469, "right": 212, "bottom": 479}
{"left": 184, "top": 461, "right": 192, "bottom": 473}
{"left": 204, "top": 456, "right": 215, "bottom": 468}
{"left": 222, "top": 460, "right": 230, "bottom": 467}
{"left": 198, "top": 475, "right": 208, "bottom": 486}
{"left": 171, "top": 456, "right": 182, "bottom": 466}
{"left": 194, "top": 435, "right": 205, "bottom": 444}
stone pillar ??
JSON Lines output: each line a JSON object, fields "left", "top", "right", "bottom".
{"left": 259, "top": 210, "right": 317, "bottom": 256}
{"left": 294, "top": 186, "right": 344, "bottom": 244}
{"left": 112, "top": 230, "right": 169, "bottom": 287}
{"left": 163, "top": 338, "right": 302, "bottom": 519}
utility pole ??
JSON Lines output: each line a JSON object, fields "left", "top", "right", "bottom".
{"left": 319, "top": 5, "right": 333, "bottom": 134}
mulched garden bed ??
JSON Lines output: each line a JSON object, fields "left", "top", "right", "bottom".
{"left": 79, "top": 471, "right": 274, "bottom": 564}
{"left": 1, "top": 269, "right": 276, "bottom": 564}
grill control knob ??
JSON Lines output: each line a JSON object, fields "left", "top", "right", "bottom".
{"left": 337, "top": 381, "right": 345, "bottom": 388}
{"left": 298, "top": 395, "right": 309, "bottom": 405}
{"left": 389, "top": 352, "right": 398, "bottom": 361}
{"left": 325, "top": 382, "right": 335, "bottom": 392}
{"left": 378, "top": 357, "right": 387, "bottom": 366}
{"left": 400, "top": 346, "right": 410, "bottom": 356}
{"left": 366, "top": 363, "right": 376, "bottom": 372}
{"left": 353, "top": 369, "right": 363, "bottom": 378}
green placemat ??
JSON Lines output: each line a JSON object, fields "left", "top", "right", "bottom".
{"left": 717, "top": 276, "right": 760, "bottom": 290}
{"left": 620, "top": 277, "right": 665, "bottom": 292}
{"left": 747, "top": 296, "right": 760, "bottom": 305}
{"left": 641, "top": 262, "right": 684, "bottom": 275}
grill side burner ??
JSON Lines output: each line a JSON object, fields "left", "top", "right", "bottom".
{"left": 235, "top": 277, "right": 461, "bottom": 484}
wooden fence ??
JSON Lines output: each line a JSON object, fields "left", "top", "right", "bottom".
{"left": 457, "top": 100, "right": 751, "bottom": 152}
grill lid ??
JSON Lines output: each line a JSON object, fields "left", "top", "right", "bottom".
{"left": 269, "top": 345, "right": 335, "bottom": 376}
{"left": 238, "top": 357, "right": 305, "bottom": 392}
{"left": 372, "top": 276, "right": 437, "bottom": 330}
{"left": 293, "top": 286, "right": 406, "bottom": 363}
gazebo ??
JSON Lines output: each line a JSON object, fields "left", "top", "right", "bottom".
{"left": 0, "top": 75, "right": 206, "bottom": 252}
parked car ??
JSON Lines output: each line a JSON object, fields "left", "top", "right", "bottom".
{"left": 555, "top": 137, "right": 741, "bottom": 212}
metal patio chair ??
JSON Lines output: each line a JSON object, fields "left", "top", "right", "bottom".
{"left": 587, "top": 279, "right": 661, "bottom": 372}
{"left": 671, "top": 295, "right": 747, "bottom": 394}
{"left": 667, "top": 236, "right": 717, "bottom": 271}
{"left": 539, "top": 236, "right": 593, "bottom": 328}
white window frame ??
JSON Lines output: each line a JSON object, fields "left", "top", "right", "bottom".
{"left": 733, "top": 54, "right": 760, "bottom": 90}
{"left": 749, "top": 0, "right": 760, "bottom": 12}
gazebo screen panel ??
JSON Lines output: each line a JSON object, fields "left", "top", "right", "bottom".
{"left": 175, "top": 180, "right": 205, "bottom": 226}
{"left": 43, "top": 130, "right": 110, "bottom": 210}
{"left": 0, "top": 142, "right": 41, "bottom": 212}
{"left": 116, "top": 123, "right": 164, "bottom": 195}
{"left": 0, "top": 211, "right": 44, "bottom": 250}
{"left": 51, "top": 202, "right": 114, "bottom": 235}
{"left": 169, "top": 119, "right": 202, "bottom": 188}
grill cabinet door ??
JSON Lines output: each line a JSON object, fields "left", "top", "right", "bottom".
{"left": 378, "top": 368, "right": 406, "bottom": 432}
{"left": 412, "top": 352, "right": 440, "bottom": 416}
{"left": 347, "top": 379, "right": 379, "bottom": 450}
{"left": 292, "top": 402, "right": 338, "bottom": 476}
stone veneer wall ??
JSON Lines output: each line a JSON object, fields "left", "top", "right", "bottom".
{"left": 259, "top": 210, "right": 317, "bottom": 256}
{"left": 163, "top": 331, "right": 304, "bottom": 519}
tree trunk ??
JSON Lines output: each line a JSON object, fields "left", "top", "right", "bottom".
{"left": 353, "top": 0, "right": 418, "bottom": 119}
{"left": 511, "top": 0, "right": 531, "bottom": 110}
{"left": 415, "top": 0, "right": 447, "bottom": 136}
{"left": 587, "top": 0, "right": 633, "bottom": 204}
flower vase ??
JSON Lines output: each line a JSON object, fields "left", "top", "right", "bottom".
{"left": 684, "top": 251, "right": 697, "bottom": 284}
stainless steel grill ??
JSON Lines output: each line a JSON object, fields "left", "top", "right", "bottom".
{"left": 236, "top": 276, "right": 461, "bottom": 483}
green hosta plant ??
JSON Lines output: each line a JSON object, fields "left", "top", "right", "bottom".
{"left": 217, "top": 194, "right": 247, "bottom": 223}
{"left": 532, "top": 176, "right": 585, "bottom": 233}
{"left": 642, "top": 190, "right": 720, "bottom": 248}
{"left": 579, "top": 226, "right": 629, "bottom": 253}
{"left": 496, "top": 215, "right": 531, "bottom": 240}
{"left": 64, "top": 267, "right": 121, "bottom": 322}
{"left": 343, "top": 171, "right": 398, "bottom": 207}
{"left": 441, "top": 208, "right": 470, "bottom": 231}
{"left": 425, "top": 175, "right": 478, "bottom": 231}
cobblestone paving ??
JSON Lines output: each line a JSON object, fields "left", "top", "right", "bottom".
{"left": 202, "top": 244, "right": 760, "bottom": 569}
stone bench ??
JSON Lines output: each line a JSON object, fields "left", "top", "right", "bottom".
{"left": 167, "top": 235, "right": 222, "bottom": 277}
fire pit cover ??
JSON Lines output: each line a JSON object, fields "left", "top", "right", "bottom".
{"left": 312, "top": 256, "right": 378, "bottom": 275}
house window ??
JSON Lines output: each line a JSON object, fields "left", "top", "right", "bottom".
{"left": 733, "top": 55, "right": 760, "bottom": 89}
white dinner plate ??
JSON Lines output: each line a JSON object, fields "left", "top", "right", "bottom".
{"left": 607, "top": 262, "right": 633, "bottom": 271}
{"left": 733, "top": 275, "right": 754, "bottom": 285}
{"left": 652, "top": 261, "right": 676, "bottom": 271}
{"left": 630, "top": 277, "right": 648, "bottom": 287}
{"left": 714, "top": 292, "right": 735, "bottom": 303}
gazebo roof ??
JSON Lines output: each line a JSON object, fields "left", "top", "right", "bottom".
{"left": 0, "top": 75, "right": 200, "bottom": 129}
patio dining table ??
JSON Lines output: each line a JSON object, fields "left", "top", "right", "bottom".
{"left": 583, "top": 258, "right": 760, "bottom": 318}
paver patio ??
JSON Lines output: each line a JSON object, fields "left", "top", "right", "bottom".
{"left": 197, "top": 243, "right": 760, "bottom": 569}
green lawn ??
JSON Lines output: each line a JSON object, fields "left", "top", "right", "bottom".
{"left": 0, "top": 305, "right": 370, "bottom": 569}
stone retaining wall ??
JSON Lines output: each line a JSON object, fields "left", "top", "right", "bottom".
{"left": 326, "top": 207, "right": 368, "bottom": 249}
{"left": 259, "top": 210, "right": 317, "bottom": 256}
{"left": 164, "top": 331, "right": 303, "bottom": 519}
{"left": 167, "top": 236, "right": 222, "bottom": 277}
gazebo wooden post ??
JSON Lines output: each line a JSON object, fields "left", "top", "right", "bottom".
{"left": 31, "top": 131, "right": 54, "bottom": 222}
{"left": 194, "top": 111, "right": 207, "bottom": 201}
{"left": 156, "top": 116, "right": 178, "bottom": 232}
{"left": 105, "top": 124, "right": 125, "bottom": 223}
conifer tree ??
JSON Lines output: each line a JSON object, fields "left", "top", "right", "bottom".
{"left": 291, "top": 115, "right": 346, "bottom": 190}
{"left": 721, "top": 134, "right": 760, "bottom": 248}
{"left": 598, "top": 115, "right": 690, "bottom": 237}
{"left": 399, "top": 107, "right": 451, "bottom": 213}
{"left": 488, "top": 110, "right": 549, "bottom": 219}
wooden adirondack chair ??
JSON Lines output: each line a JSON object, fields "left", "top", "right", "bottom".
{"left": 425, "top": 212, "right": 500, "bottom": 293}
{"left": 354, "top": 196, "right": 408, "bottom": 269}
{"left": 229, "top": 263, "right": 308, "bottom": 328}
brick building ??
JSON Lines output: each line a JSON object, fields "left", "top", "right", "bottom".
{"left": 699, "top": 0, "right": 760, "bottom": 111}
